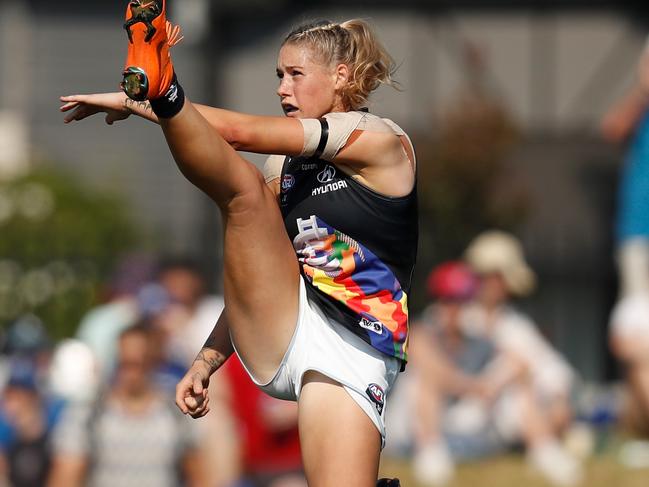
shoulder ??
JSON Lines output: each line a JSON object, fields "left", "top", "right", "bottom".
{"left": 500, "top": 307, "right": 534, "bottom": 326}
{"left": 360, "top": 112, "right": 408, "bottom": 137}
{"left": 494, "top": 308, "right": 546, "bottom": 348}
{"left": 262, "top": 154, "right": 287, "bottom": 183}
{"left": 459, "top": 303, "right": 488, "bottom": 336}
{"left": 323, "top": 111, "right": 408, "bottom": 136}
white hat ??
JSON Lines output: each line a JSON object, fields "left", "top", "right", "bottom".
{"left": 609, "top": 294, "right": 649, "bottom": 338}
{"left": 47, "top": 339, "right": 99, "bottom": 402}
{"left": 464, "top": 230, "right": 536, "bottom": 296}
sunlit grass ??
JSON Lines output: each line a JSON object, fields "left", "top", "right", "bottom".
{"left": 379, "top": 453, "right": 649, "bottom": 487}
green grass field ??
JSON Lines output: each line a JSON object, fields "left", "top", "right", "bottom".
{"left": 379, "top": 454, "right": 649, "bottom": 487}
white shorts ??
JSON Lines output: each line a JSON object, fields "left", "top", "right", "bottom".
{"left": 233, "top": 277, "right": 401, "bottom": 445}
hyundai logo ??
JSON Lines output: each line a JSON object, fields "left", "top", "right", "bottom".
{"left": 317, "top": 165, "right": 336, "bottom": 184}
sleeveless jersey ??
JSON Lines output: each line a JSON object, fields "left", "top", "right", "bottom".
{"left": 278, "top": 117, "right": 418, "bottom": 365}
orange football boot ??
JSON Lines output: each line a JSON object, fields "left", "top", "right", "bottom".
{"left": 121, "top": 0, "right": 174, "bottom": 101}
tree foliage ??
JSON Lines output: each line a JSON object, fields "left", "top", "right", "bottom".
{"left": 0, "top": 168, "right": 139, "bottom": 339}
{"left": 413, "top": 84, "right": 530, "bottom": 311}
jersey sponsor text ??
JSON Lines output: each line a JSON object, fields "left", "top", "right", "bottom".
{"left": 312, "top": 180, "right": 348, "bottom": 196}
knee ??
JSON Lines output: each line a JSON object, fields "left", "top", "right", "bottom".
{"left": 225, "top": 166, "right": 275, "bottom": 216}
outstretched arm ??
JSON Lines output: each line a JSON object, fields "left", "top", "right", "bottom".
{"left": 60, "top": 92, "right": 304, "bottom": 153}
{"left": 60, "top": 93, "right": 411, "bottom": 194}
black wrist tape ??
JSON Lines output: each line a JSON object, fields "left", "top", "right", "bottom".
{"left": 150, "top": 74, "right": 185, "bottom": 119}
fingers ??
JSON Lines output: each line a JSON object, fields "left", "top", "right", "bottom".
{"left": 175, "top": 372, "right": 210, "bottom": 418}
{"left": 63, "top": 106, "right": 86, "bottom": 124}
{"left": 192, "top": 373, "right": 204, "bottom": 395}
{"left": 175, "top": 380, "right": 191, "bottom": 414}
{"left": 186, "top": 406, "right": 211, "bottom": 419}
{"left": 184, "top": 391, "right": 208, "bottom": 410}
{"left": 60, "top": 101, "right": 80, "bottom": 112}
{"left": 190, "top": 406, "right": 210, "bottom": 419}
{"left": 105, "top": 112, "right": 126, "bottom": 125}
{"left": 183, "top": 390, "right": 210, "bottom": 418}
{"left": 60, "top": 95, "right": 88, "bottom": 104}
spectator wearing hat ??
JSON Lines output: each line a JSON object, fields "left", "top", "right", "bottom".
{"left": 462, "top": 231, "right": 581, "bottom": 486}
{"left": 0, "top": 317, "right": 65, "bottom": 487}
{"left": 0, "top": 359, "right": 65, "bottom": 487}
{"left": 408, "top": 261, "right": 498, "bottom": 486}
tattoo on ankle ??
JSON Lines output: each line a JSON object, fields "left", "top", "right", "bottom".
{"left": 124, "top": 98, "right": 153, "bottom": 114}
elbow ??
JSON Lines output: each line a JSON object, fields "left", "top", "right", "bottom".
{"left": 227, "top": 124, "right": 252, "bottom": 151}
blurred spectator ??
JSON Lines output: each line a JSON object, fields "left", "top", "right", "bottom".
{"left": 601, "top": 35, "right": 649, "bottom": 447}
{"left": 408, "top": 262, "right": 498, "bottom": 486}
{"left": 152, "top": 256, "right": 224, "bottom": 369}
{"left": 134, "top": 257, "right": 225, "bottom": 404}
{"left": 0, "top": 359, "right": 64, "bottom": 487}
{"left": 609, "top": 295, "right": 649, "bottom": 440}
{"left": 1, "top": 314, "right": 50, "bottom": 357}
{"left": 48, "top": 324, "right": 206, "bottom": 487}
{"left": 76, "top": 254, "right": 223, "bottom": 388}
{"left": 601, "top": 37, "right": 649, "bottom": 299}
{"left": 47, "top": 339, "right": 99, "bottom": 403}
{"left": 218, "top": 355, "right": 305, "bottom": 487}
{"left": 0, "top": 314, "right": 51, "bottom": 389}
{"left": 75, "top": 254, "right": 155, "bottom": 378}
{"left": 462, "top": 231, "right": 582, "bottom": 486}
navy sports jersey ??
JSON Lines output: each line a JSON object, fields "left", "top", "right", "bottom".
{"left": 278, "top": 116, "right": 418, "bottom": 365}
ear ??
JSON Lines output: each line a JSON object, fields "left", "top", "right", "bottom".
{"left": 334, "top": 63, "right": 350, "bottom": 91}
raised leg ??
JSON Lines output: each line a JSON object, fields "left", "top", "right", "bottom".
{"left": 158, "top": 101, "right": 300, "bottom": 383}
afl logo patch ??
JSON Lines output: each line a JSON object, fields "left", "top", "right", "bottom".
{"left": 317, "top": 165, "right": 336, "bottom": 184}
{"left": 282, "top": 174, "right": 295, "bottom": 192}
{"left": 359, "top": 317, "right": 384, "bottom": 335}
{"left": 366, "top": 383, "right": 385, "bottom": 415}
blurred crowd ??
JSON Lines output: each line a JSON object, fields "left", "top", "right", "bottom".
{"left": 3, "top": 228, "right": 648, "bottom": 487}
{"left": 386, "top": 232, "right": 582, "bottom": 486}
{"left": 2, "top": 22, "right": 649, "bottom": 487}
{"left": 386, "top": 229, "right": 649, "bottom": 487}
{"left": 0, "top": 255, "right": 306, "bottom": 487}
{"left": 381, "top": 35, "right": 649, "bottom": 487}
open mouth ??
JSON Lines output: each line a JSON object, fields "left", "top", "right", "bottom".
{"left": 282, "top": 104, "right": 298, "bottom": 115}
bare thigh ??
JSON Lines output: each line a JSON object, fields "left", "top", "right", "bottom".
{"left": 159, "top": 102, "right": 300, "bottom": 382}
{"left": 298, "top": 371, "right": 381, "bottom": 487}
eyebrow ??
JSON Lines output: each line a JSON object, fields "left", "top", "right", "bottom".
{"left": 277, "top": 65, "right": 305, "bottom": 71}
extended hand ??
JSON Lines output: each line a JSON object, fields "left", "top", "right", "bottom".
{"left": 60, "top": 92, "right": 131, "bottom": 125}
{"left": 175, "top": 362, "right": 211, "bottom": 419}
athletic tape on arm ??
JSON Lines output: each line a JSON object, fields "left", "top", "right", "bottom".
{"left": 263, "top": 154, "right": 286, "bottom": 183}
{"left": 299, "top": 111, "right": 365, "bottom": 161}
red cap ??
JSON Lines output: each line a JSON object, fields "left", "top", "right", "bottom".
{"left": 427, "top": 261, "right": 477, "bottom": 300}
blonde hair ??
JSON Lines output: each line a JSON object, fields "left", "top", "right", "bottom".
{"left": 283, "top": 19, "right": 398, "bottom": 110}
